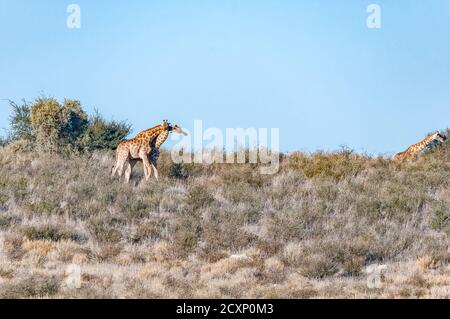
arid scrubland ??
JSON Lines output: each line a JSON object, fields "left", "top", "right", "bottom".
{"left": 0, "top": 139, "right": 449, "bottom": 299}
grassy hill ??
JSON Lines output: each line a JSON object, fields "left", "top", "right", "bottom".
{"left": 0, "top": 140, "right": 449, "bottom": 298}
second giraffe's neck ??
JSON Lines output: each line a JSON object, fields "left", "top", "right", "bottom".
{"left": 154, "top": 130, "right": 170, "bottom": 149}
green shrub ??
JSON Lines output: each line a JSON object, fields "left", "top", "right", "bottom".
{"left": 300, "top": 254, "right": 338, "bottom": 279}
{"left": 285, "top": 149, "right": 370, "bottom": 181}
{"left": 25, "top": 198, "right": 60, "bottom": 216}
{"left": 0, "top": 135, "right": 10, "bottom": 147}
{"left": 8, "top": 99, "right": 33, "bottom": 142}
{"left": 220, "top": 165, "right": 267, "bottom": 188}
{"left": 21, "top": 224, "right": 86, "bottom": 243}
{"left": 6, "top": 97, "right": 130, "bottom": 153}
{"left": 430, "top": 203, "right": 450, "bottom": 235}
{"left": 0, "top": 214, "right": 21, "bottom": 230}
{"left": 169, "top": 209, "right": 203, "bottom": 258}
{"left": 94, "top": 244, "right": 123, "bottom": 261}
{"left": 170, "top": 163, "right": 188, "bottom": 179}
{"left": 0, "top": 274, "right": 60, "bottom": 298}
{"left": 87, "top": 216, "right": 124, "bottom": 243}
{"left": 119, "top": 197, "right": 150, "bottom": 221}
{"left": 79, "top": 111, "right": 130, "bottom": 151}
{"left": 264, "top": 208, "right": 325, "bottom": 241}
{"left": 3, "top": 233, "right": 25, "bottom": 261}
{"left": 186, "top": 186, "right": 214, "bottom": 211}
{"left": 201, "top": 209, "right": 257, "bottom": 252}
{"left": 296, "top": 240, "right": 371, "bottom": 278}
{"left": 29, "top": 97, "right": 88, "bottom": 152}
{"left": 131, "top": 218, "right": 167, "bottom": 243}
{"left": 60, "top": 99, "right": 89, "bottom": 141}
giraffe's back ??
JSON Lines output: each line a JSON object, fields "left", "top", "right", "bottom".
{"left": 116, "top": 139, "right": 139, "bottom": 159}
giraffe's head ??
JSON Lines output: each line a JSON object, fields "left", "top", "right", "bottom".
{"left": 432, "top": 131, "right": 447, "bottom": 144}
{"left": 168, "top": 123, "right": 188, "bottom": 136}
{"left": 161, "top": 120, "right": 170, "bottom": 130}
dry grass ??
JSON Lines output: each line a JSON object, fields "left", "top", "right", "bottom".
{"left": 0, "top": 143, "right": 449, "bottom": 298}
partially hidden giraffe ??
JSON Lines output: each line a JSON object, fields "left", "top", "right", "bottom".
{"left": 111, "top": 120, "right": 187, "bottom": 182}
{"left": 393, "top": 131, "right": 447, "bottom": 161}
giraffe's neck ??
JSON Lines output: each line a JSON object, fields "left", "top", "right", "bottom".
{"left": 410, "top": 134, "right": 436, "bottom": 155}
{"left": 154, "top": 130, "right": 170, "bottom": 149}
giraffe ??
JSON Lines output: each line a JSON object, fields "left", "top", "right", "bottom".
{"left": 111, "top": 121, "right": 187, "bottom": 182}
{"left": 393, "top": 131, "right": 447, "bottom": 161}
{"left": 111, "top": 120, "right": 169, "bottom": 182}
{"left": 123, "top": 123, "right": 187, "bottom": 182}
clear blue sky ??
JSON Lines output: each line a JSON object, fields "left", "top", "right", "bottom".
{"left": 1, "top": 0, "right": 449, "bottom": 155}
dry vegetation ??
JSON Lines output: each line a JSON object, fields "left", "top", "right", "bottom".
{"left": 0, "top": 138, "right": 449, "bottom": 299}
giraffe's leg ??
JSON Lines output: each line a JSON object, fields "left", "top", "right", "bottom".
{"left": 112, "top": 156, "right": 126, "bottom": 179}
{"left": 146, "top": 156, "right": 154, "bottom": 179}
{"left": 139, "top": 156, "right": 151, "bottom": 180}
{"left": 143, "top": 157, "right": 152, "bottom": 180}
{"left": 139, "top": 149, "right": 152, "bottom": 181}
{"left": 111, "top": 152, "right": 120, "bottom": 178}
{"left": 152, "top": 162, "right": 159, "bottom": 180}
{"left": 112, "top": 145, "right": 128, "bottom": 179}
{"left": 117, "top": 158, "right": 127, "bottom": 179}
{"left": 149, "top": 148, "right": 160, "bottom": 180}
{"left": 125, "top": 160, "right": 137, "bottom": 183}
